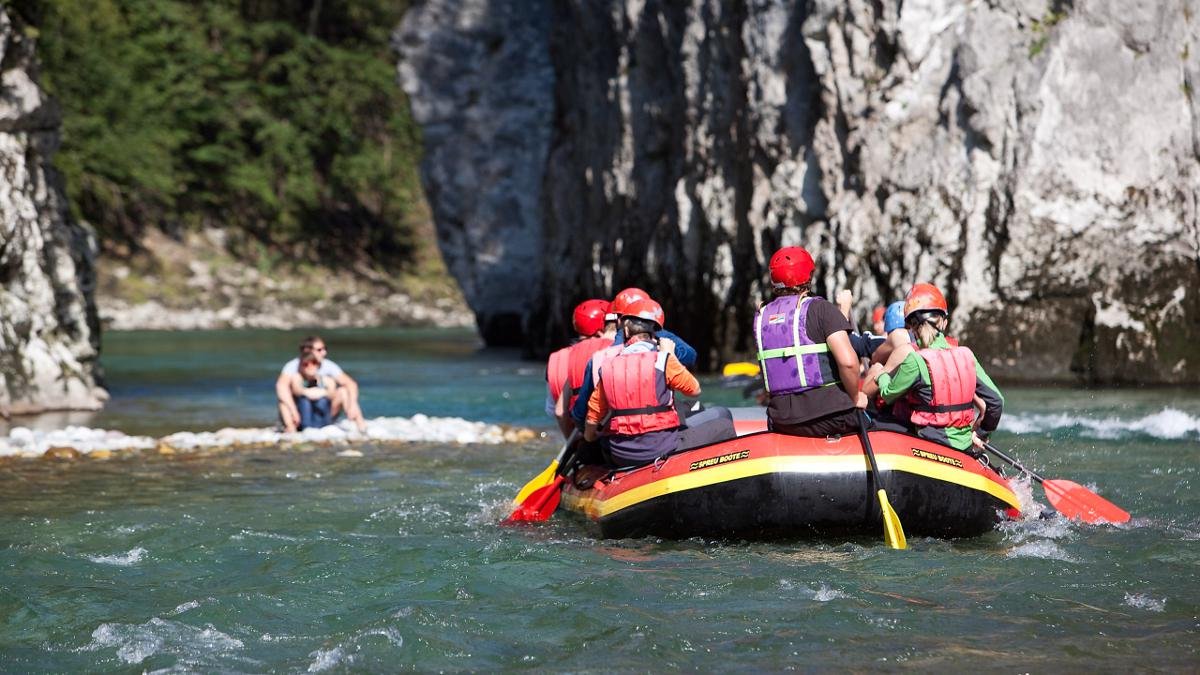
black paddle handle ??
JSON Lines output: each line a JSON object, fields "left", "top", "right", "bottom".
{"left": 983, "top": 442, "right": 1047, "bottom": 485}
{"left": 856, "top": 410, "right": 883, "bottom": 489}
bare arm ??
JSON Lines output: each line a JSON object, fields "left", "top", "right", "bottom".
{"left": 826, "top": 331, "right": 864, "bottom": 408}
{"left": 276, "top": 372, "right": 300, "bottom": 432}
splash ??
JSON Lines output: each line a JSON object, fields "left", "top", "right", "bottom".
{"left": 1004, "top": 408, "right": 1200, "bottom": 440}
{"left": 1005, "top": 541, "right": 1078, "bottom": 563}
{"left": 87, "top": 547, "right": 148, "bottom": 566}
{"left": 1123, "top": 593, "right": 1166, "bottom": 612}
{"left": 0, "top": 415, "right": 537, "bottom": 459}
{"left": 84, "top": 617, "right": 243, "bottom": 665}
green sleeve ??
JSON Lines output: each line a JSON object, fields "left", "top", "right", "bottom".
{"left": 974, "top": 360, "right": 1004, "bottom": 406}
{"left": 877, "top": 353, "right": 928, "bottom": 403}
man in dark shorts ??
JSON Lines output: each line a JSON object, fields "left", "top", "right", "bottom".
{"left": 753, "top": 246, "right": 866, "bottom": 437}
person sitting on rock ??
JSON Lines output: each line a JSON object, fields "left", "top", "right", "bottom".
{"left": 583, "top": 299, "right": 735, "bottom": 468}
{"left": 545, "top": 298, "right": 614, "bottom": 438}
{"left": 288, "top": 354, "right": 337, "bottom": 431}
{"left": 753, "top": 246, "right": 866, "bottom": 437}
{"left": 861, "top": 283, "right": 1003, "bottom": 453}
{"left": 276, "top": 335, "right": 367, "bottom": 433}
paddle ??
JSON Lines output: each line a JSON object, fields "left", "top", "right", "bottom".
{"left": 984, "top": 442, "right": 1130, "bottom": 524}
{"left": 509, "top": 429, "right": 578, "bottom": 509}
{"left": 856, "top": 410, "right": 907, "bottom": 549}
{"left": 504, "top": 442, "right": 589, "bottom": 524}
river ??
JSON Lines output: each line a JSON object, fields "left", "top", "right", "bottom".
{"left": 1, "top": 328, "right": 1197, "bottom": 671}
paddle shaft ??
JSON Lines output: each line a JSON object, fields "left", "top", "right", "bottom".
{"left": 856, "top": 411, "right": 884, "bottom": 491}
{"left": 984, "top": 442, "right": 1047, "bottom": 484}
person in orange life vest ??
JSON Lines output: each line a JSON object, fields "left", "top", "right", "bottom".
{"left": 861, "top": 283, "right": 1004, "bottom": 453}
{"left": 753, "top": 246, "right": 867, "bottom": 437}
{"left": 545, "top": 299, "right": 614, "bottom": 438}
{"left": 584, "top": 299, "right": 734, "bottom": 467}
{"left": 569, "top": 287, "right": 698, "bottom": 429}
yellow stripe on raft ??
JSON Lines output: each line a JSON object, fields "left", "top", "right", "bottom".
{"left": 564, "top": 453, "right": 1020, "bottom": 520}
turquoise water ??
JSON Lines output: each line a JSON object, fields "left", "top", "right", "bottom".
{"left": 1, "top": 329, "right": 1198, "bottom": 671}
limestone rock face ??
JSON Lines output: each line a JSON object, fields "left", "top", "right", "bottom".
{"left": 0, "top": 9, "right": 106, "bottom": 415}
{"left": 398, "top": 0, "right": 1200, "bottom": 383}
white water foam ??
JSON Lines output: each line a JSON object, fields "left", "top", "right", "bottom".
{"left": 0, "top": 414, "right": 530, "bottom": 459}
{"left": 84, "top": 617, "right": 243, "bottom": 665}
{"left": 1123, "top": 592, "right": 1166, "bottom": 612}
{"left": 1005, "top": 540, "right": 1079, "bottom": 563}
{"left": 0, "top": 426, "right": 156, "bottom": 458}
{"left": 87, "top": 547, "right": 148, "bottom": 566}
{"left": 1004, "top": 408, "right": 1200, "bottom": 440}
{"left": 307, "top": 646, "right": 348, "bottom": 672}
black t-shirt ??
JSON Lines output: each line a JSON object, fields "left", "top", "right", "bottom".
{"left": 766, "top": 296, "right": 855, "bottom": 424}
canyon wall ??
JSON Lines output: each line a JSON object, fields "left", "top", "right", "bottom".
{"left": 398, "top": 0, "right": 1200, "bottom": 383}
{"left": 0, "top": 9, "right": 106, "bottom": 415}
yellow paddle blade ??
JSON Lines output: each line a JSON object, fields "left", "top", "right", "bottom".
{"left": 877, "top": 489, "right": 908, "bottom": 550}
{"left": 513, "top": 460, "right": 558, "bottom": 506}
{"left": 722, "top": 362, "right": 761, "bottom": 377}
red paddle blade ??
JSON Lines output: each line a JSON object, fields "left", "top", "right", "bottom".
{"left": 1042, "top": 479, "right": 1131, "bottom": 524}
{"left": 502, "top": 476, "right": 565, "bottom": 524}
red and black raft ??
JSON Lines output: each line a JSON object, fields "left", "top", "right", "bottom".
{"left": 559, "top": 420, "right": 1021, "bottom": 540}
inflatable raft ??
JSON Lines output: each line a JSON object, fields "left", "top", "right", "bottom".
{"left": 559, "top": 419, "right": 1021, "bottom": 540}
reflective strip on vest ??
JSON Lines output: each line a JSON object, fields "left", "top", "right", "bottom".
{"left": 546, "top": 347, "right": 571, "bottom": 404}
{"left": 754, "top": 296, "right": 834, "bottom": 394}
{"left": 601, "top": 349, "right": 680, "bottom": 436}
{"left": 909, "top": 345, "right": 978, "bottom": 428}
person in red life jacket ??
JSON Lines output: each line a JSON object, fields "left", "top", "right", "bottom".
{"left": 545, "top": 298, "right": 615, "bottom": 438}
{"left": 569, "top": 286, "right": 698, "bottom": 429}
{"left": 753, "top": 246, "right": 867, "bottom": 437}
{"left": 860, "top": 283, "right": 1004, "bottom": 453}
{"left": 583, "top": 299, "right": 734, "bottom": 467}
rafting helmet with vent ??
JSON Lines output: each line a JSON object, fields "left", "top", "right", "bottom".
{"left": 903, "top": 283, "right": 949, "bottom": 323}
{"left": 768, "top": 247, "right": 815, "bottom": 289}
{"left": 572, "top": 299, "right": 611, "bottom": 336}
{"left": 621, "top": 297, "right": 665, "bottom": 331}
{"left": 610, "top": 287, "right": 651, "bottom": 318}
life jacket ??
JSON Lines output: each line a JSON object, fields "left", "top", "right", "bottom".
{"left": 754, "top": 295, "right": 837, "bottom": 395}
{"left": 546, "top": 346, "right": 571, "bottom": 405}
{"left": 565, "top": 336, "right": 610, "bottom": 409}
{"left": 590, "top": 344, "right": 624, "bottom": 385}
{"left": 600, "top": 348, "right": 680, "bottom": 436}
{"left": 908, "top": 346, "right": 977, "bottom": 428}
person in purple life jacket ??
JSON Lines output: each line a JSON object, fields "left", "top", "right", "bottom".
{"left": 753, "top": 246, "right": 866, "bottom": 437}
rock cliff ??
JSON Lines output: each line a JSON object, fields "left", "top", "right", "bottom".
{"left": 0, "top": 9, "right": 106, "bottom": 415}
{"left": 398, "top": 0, "right": 1200, "bottom": 383}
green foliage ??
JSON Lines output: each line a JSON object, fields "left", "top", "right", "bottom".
{"left": 1028, "top": 9, "right": 1068, "bottom": 59}
{"left": 8, "top": 0, "right": 422, "bottom": 265}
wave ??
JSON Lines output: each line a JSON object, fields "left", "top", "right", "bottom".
{"left": 0, "top": 414, "right": 539, "bottom": 459}
{"left": 87, "top": 547, "right": 148, "bottom": 566}
{"left": 83, "top": 617, "right": 244, "bottom": 666}
{"left": 1003, "top": 408, "right": 1200, "bottom": 440}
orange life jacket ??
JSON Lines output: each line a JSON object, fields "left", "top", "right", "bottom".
{"left": 908, "top": 346, "right": 977, "bottom": 428}
{"left": 601, "top": 349, "right": 680, "bottom": 436}
{"left": 565, "top": 337, "right": 611, "bottom": 409}
{"left": 546, "top": 346, "right": 571, "bottom": 405}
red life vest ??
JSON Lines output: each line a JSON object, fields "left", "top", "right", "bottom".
{"left": 908, "top": 346, "right": 977, "bottom": 428}
{"left": 546, "top": 346, "right": 571, "bottom": 405}
{"left": 590, "top": 344, "right": 623, "bottom": 384}
{"left": 601, "top": 349, "right": 680, "bottom": 436}
{"left": 565, "top": 336, "right": 610, "bottom": 409}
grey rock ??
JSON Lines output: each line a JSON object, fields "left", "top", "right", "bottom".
{"left": 0, "top": 9, "right": 105, "bottom": 415}
{"left": 398, "top": 0, "right": 1200, "bottom": 383}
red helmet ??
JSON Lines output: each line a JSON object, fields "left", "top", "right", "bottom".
{"left": 572, "top": 299, "right": 610, "bottom": 336}
{"left": 903, "top": 283, "right": 948, "bottom": 319}
{"left": 620, "top": 297, "right": 665, "bottom": 330}
{"left": 768, "top": 247, "right": 815, "bottom": 289}
{"left": 610, "top": 287, "right": 650, "bottom": 317}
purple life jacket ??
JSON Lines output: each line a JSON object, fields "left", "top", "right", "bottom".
{"left": 754, "top": 295, "right": 836, "bottom": 395}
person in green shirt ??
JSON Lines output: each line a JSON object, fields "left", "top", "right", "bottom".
{"left": 861, "top": 283, "right": 1003, "bottom": 453}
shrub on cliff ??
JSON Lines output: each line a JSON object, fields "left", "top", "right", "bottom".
{"left": 10, "top": 0, "right": 422, "bottom": 266}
